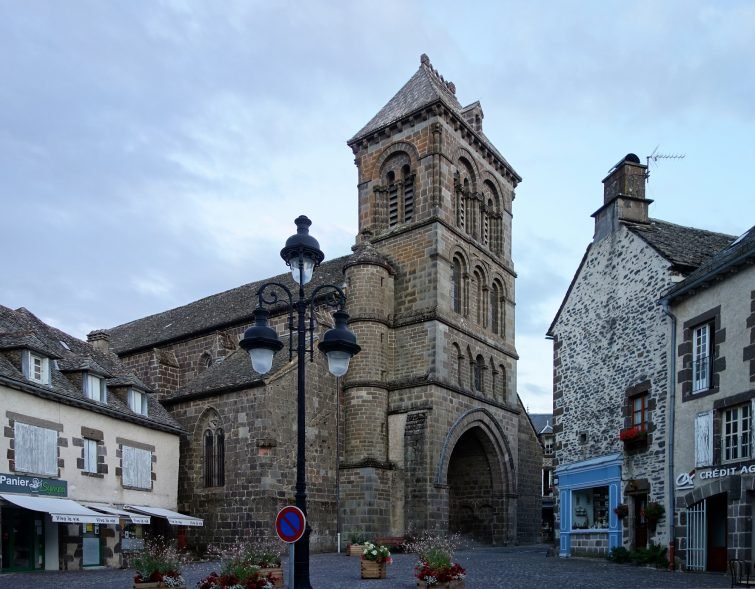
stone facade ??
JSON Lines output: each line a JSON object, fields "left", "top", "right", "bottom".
{"left": 106, "top": 55, "right": 542, "bottom": 552}
{"left": 548, "top": 154, "right": 735, "bottom": 558}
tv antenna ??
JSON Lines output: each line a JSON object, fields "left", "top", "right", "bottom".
{"left": 645, "top": 146, "right": 685, "bottom": 181}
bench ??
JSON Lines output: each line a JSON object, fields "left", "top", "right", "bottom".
{"left": 730, "top": 559, "right": 755, "bottom": 587}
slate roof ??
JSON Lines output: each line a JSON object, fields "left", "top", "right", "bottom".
{"left": 661, "top": 224, "right": 755, "bottom": 302}
{"left": 0, "top": 305, "right": 182, "bottom": 433}
{"left": 625, "top": 218, "right": 734, "bottom": 272}
{"left": 348, "top": 54, "right": 520, "bottom": 182}
{"left": 529, "top": 413, "right": 553, "bottom": 435}
{"left": 108, "top": 255, "right": 351, "bottom": 355}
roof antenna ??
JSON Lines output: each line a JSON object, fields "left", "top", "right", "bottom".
{"left": 645, "top": 146, "right": 685, "bottom": 182}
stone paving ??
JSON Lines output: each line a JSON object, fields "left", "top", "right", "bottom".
{"left": 0, "top": 545, "right": 732, "bottom": 589}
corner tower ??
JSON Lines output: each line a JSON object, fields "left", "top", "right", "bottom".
{"left": 342, "top": 55, "right": 528, "bottom": 543}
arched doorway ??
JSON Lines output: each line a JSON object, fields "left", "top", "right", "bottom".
{"left": 447, "top": 427, "right": 499, "bottom": 543}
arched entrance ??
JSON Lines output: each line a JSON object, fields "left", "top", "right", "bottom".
{"left": 435, "top": 409, "right": 514, "bottom": 545}
{"left": 447, "top": 428, "right": 496, "bottom": 541}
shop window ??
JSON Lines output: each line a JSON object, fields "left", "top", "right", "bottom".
{"left": 14, "top": 422, "right": 57, "bottom": 475}
{"left": 571, "top": 486, "right": 609, "bottom": 530}
{"left": 692, "top": 323, "right": 712, "bottom": 392}
{"left": 122, "top": 445, "right": 152, "bottom": 489}
{"left": 122, "top": 523, "right": 145, "bottom": 552}
{"left": 723, "top": 404, "right": 750, "bottom": 463}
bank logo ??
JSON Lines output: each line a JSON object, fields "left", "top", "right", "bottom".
{"left": 675, "top": 469, "right": 696, "bottom": 490}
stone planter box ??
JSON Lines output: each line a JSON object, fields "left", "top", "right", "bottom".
{"left": 361, "top": 560, "right": 387, "bottom": 579}
{"left": 416, "top": 581, "right": 464, "bottom": 589}
{"left": 133, "top": 584, "right": 186, "bottom": 589}
{"left": 259, "top": 566, "right": 284, "bottom": 588}
{"left": 348, "top": 543, "right": 365, "bottom": 556}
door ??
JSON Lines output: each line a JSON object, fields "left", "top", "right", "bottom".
{"left": 687, "top": 500, "right": 707, "bottom": 571}
{"left": 1, "top": 508, "right": 44, "bottom": 571}
{"left": 707, "top": 493, "right": 727, "bottom": 572}
{"left": 633, "top": 493, "right": 647, "bottom": 549}
{"left": 82, "top": 524, "right": 102, "bottom": 566}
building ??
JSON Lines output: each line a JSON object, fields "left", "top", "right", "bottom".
{"left": 661, "top": 225, "right": 755, "bottom": 572}
{"left": 530, "top": 413, "right": 555, "bottom": 541}
{"left": 547, "top": 154, "right": 735, "bottom": 558}
{"left": 0, "top": 305, "right": 195, "bottom": 572}
{"left": 103, "top": 54, "right": 543, "bottom": 552}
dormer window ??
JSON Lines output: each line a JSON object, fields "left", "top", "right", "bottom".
{"left": 128, "top": 389, "right": 149, "bottom": 416}
{"left": 85, "top": 373, "right": 107, "bottom": 403}
{"left": 24, "top": 351, "right": 50, "bottom": 385}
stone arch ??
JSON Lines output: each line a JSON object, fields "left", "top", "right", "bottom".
{"left": 451, "top": 146, "right": 481, "bottom": 180}
{"left": 435, "top": 408, "right": 515, "bottom": 543}
{"left": 375, "top": 141, "right": 421, "bottom": 177}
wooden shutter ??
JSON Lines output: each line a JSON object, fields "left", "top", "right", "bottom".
{"left": 695, "top": 410, "right": 713, "bottom": 467}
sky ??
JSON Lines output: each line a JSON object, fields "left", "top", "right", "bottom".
{"left": 1, "top": 1, "right": 753, "bottom": 414}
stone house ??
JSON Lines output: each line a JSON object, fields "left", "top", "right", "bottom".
{"left": 547, "top": 154, "right": 735, "bottom": 558}
{"left": 660, "top": 225, "right": 754, "bottom": 572}
{"left": 530, "top": 413, "right": 555, "bottom": 541}
{"left": 0, "top": 305, "right": 192, "bottom": 572}
{"left": 103, "top": 55, "right": 543, "bottom": 552}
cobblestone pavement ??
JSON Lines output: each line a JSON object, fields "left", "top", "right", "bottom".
{"left": 0, "top": 545, "right": 732, "bottom": 589}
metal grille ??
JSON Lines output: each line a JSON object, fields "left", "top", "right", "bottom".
{"left": 687, "top": 500, "right": 707, "bottom": 571}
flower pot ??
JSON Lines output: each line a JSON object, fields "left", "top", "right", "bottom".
{"left": 348, "top": 543, "right": 364, "bottom": 557}
{"left": 361, "top": 560, "right": 387, "bottom": 579}
{"left": 416, "top": 581, "right": 464, "bottom": 589}
{"left": 259, "top": 566, "right": 284, "bottom": 588}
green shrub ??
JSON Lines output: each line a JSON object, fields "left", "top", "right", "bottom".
{"left": 608, "top": 543, "right": 667, "bottom": 568}
{"left": 607, "top": 546, "right": 631, "bottom": 563}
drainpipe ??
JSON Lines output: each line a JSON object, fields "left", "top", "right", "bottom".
{"left": 660, "top": 299, "right": 677, "bottom": 571}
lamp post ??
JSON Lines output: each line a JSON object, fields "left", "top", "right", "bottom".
{"left": 239, "top": 215, "right": 361, "bottom": 589}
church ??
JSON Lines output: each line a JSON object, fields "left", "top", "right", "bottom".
{"left": 102, "top": 55, "right": 542, "bottom": 551}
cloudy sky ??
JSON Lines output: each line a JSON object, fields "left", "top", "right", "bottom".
{"left": 2, "top": 1, "right": 753, "bottom": 413}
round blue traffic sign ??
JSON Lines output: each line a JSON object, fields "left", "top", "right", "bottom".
{"left": 275, "top": 505, "right": 306, "bottom": 543}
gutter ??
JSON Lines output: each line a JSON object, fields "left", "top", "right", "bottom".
{"left": 660, "top": 299, "right": 677, "bottom": 570}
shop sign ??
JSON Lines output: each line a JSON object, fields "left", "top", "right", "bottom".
{"left": 0, "top": 473, "right": 68, "bottom": 497}
{"left": 675, "top": 464, "right": 755, "bottom": 490}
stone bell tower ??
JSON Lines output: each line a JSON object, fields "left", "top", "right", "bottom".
{"left": 339, "top": 55, "right": 531, "bottom": 543}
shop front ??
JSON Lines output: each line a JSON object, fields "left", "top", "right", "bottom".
{"left": 554, "top": 453, "right": 622, "bottom": 557}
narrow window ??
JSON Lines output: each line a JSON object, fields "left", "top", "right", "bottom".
{"left": 402, "top": 164, "right": 414, "bottom": 223}
{"left": 692, "top": 323, "right": 711, "bottom": 392}
{"left": 474, "top": 355, "right": 484, "bottom": 392}
{"left": 387, "top": 171, "right": 398, "bottom": 227}
{"left": 491, "top": 283, "right": 500, "bottom": 335}
{"left": 451, "top": 258, "right": 463, "bottom": 314}
{"left": 128, "top": 389, "right": 149, "bottom": 416}
{"left": 83, "top": 438, "right": 98, "bottom": 473}
{"left": 204, "top": 429, "right": 214, "bottom": 487}
{"left": 86, "top": 374, "right": 106, "bottom": 403}
{"left": 632, "top": 393, "right": 649, "bottom": 431}
{"left": 723, "top": 405, "right": 751, "bottom": 463}
{"left": 26, "top": 352, "right": 50, "bottom": 384}
{"left": 204, "top": 426, "right": 225, "bottom": 487}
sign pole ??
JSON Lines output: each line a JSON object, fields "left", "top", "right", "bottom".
{"left": 288, "top": 543, "right": 295, "bottom": 589}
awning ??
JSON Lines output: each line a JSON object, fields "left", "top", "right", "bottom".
{"left": 84, "top": 502, "right": 151, "bottom": 525}
{"left": 124, "top": 504, "right": 203, "bottom": 527}
{"left": 0, "top": 494, "right": 118, "bottom": 524}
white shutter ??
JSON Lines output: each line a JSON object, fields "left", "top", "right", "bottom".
{"left": 123, "top": 445, "right": 152, "bottom": 489}
{"left": 14, "top": 422, "right": 57, "bottom": 475}
{"left": 695, "top": 410, "right": 713, "bottom": 467}
{"left": 84, "top": 439, "right": 98, "bottom": 472}
{"left": 750, "top": 398, "right": 755, "bottom": 459}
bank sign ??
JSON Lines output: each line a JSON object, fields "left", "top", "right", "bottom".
{"left": 675, "top": 464, "right": 755, "bottom": 491}
{"left": 0, "top": 473, "right": 68, "bottom": 497}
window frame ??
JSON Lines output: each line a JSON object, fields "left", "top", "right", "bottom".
{"left": 83, "top": 438, "right": 98, "bottom": 473}
{"left": 85, "top": 373, "right": 107, "bottom": 403}
{"left": 25, "top": 351, "right": 50, "bottom": 385}
{"left": 692, "top": 323, "right": 712, "bottom": 393}
{"left": 128, "top": 388, "right": 149, "bottom": 416}
{"left": 631, "top": 393, "right": 649, "bottom": 431}
{"left": 204, "top": 427, "right": 225, "bottom": 488}
{"left": 722, "top": 404, "right": 751, "bottom": 464}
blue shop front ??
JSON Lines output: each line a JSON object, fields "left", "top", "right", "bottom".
{"left": 555, "top": 453, "right": 622, "bottom": 557}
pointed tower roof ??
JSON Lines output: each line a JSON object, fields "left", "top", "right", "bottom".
{"left": 349, "top": 54, "right": 461, "bottom": 144}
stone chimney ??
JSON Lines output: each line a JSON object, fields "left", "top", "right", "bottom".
{"left": 592, "top": 153, "right": 652, "bottom": 240}
{"left": 87, "top": 329, "right": 111, "bottom": 354}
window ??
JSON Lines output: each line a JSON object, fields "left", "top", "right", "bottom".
{"left": 24, "top": 352, "right": 50, "bottom": 384}
{"left": 572, "top": 486, "right": 609, "bottom": 530}
{"left": 473, "top": 355, "right": 484, "bottom": 392}
{"left": 86, "top": 374, "right": 107, "bottom": 403}
{"left": 451, "top": 257, "right": 464, "bottom": 315}
{"left": 128, "top": 389, "right": 149, "bottom": 416}
{"left": 544, "top": 436, "right": 554, "bottom": 456}
{"left": 632, "top": 393, "right": 649, "bottom": 431}
{"left": 204, "top": 428, "right": 225, "bottom": 487}
{"left": 723, "top": 404, "right": 751, "bottom": 463}
{"left": 542, "top": 468, "right": 553, "bottom": 496}
{"left": 692, "top": 323, "right": 711, "bottom": 392}
{"left": 83, "top": 438, "right": 98, "bottom": 473}
{"left": 14, "top": 422, "right": 57, "bottom": 475}
{"left": 122, "top": 445, "right": 152, "bottom": 489}
{"left": 383, "top": 161, "right": 414, "bottom": 228}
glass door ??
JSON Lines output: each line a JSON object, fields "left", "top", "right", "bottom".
{"left": 82, "top": 523, "right": 102, "bottom": 566}
{"left": 1, "top": 507, "right": 44, "bottom": 571}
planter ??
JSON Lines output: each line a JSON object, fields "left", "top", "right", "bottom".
{"left": 259, "top": 566, "right": 284, "bottom": 588}
{"left": 133, "top": 584, "right": 186, "bottom": 589}
{"left": 361, "top": 560, "right": 387, "bottom": 579}
{"left": 416, "top": 581, "right": 464, "bottom": 589}
{"left": 348, "top": 543, "right": 365, "bottom": 557}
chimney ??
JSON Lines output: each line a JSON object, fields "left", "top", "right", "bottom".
{"left": 592, "top": 153, "right": 652, "bottom": 240}
{"left": 87, "top": 329, "right": 111, "bottom": 354}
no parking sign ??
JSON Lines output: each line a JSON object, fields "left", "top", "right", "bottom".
{"left": 275, "top": 505, "right": 306, "bottom": 544}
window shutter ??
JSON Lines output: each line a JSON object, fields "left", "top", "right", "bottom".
{"left": 123, "top": 446, "right": 151, "bottom": 489}
{"left": 15, "top": 422, "right": 56, "bottom": 475}
{"left": 695, "top": 410, "right": 713, "bottom": 467}
{"left": 751, "top": 398, "right": 755, "bottom": 459}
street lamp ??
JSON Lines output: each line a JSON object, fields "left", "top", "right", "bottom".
{"left": 239, "top": 215, "right": 361, "bottom": 589}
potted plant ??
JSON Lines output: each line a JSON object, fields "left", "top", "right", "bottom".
{"left": 198, "top": 542, "right": 277, "bottom": 589}
{"left": 619, "top": 426, "right": 648, "bottom": 449}
{"left": 360, "top": 542, "right": 393, "bottom": 579}
{"left": 643, "top": 501, "right": 665, "bottom": 529}
{"left": 406, "top": 532, "right": 466, "bottom": 589}
{"left": 131, "top": 537, "right": 186, "bottom": 588}
{"left": 613, "top": 503, "right": 629, "bottom": 520}
{"left": 347, "top": 531, "right": 370, "bottom": 556}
